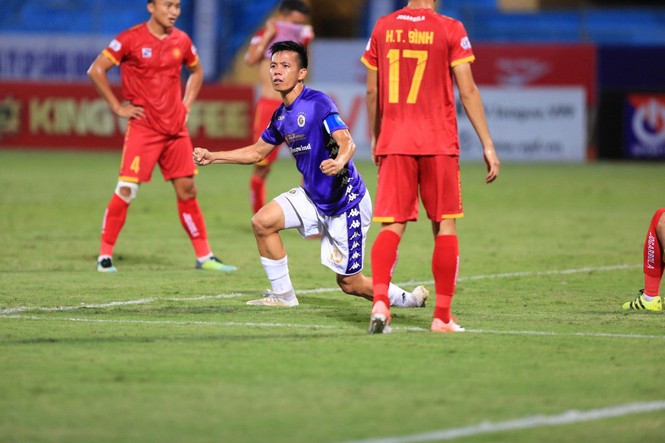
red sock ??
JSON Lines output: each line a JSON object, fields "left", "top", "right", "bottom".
{"left": 99, "top": 193, "right": 129, "bottom": 256}
{"left": 371, "top": 230, "right": 401, "bottom": 308}
{"left": 250, "top": 175, "right": 266, "bottom": 214}
{"left": 644, "top": 209, "right": 665, "bottom": 296}
{"left": 177, "top": 198, "right": 212, "bottom": 258}
{"left": 432, "top": 235, "right": 459, "bottom": 323}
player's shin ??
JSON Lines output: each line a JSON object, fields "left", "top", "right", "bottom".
{"left": 432, "top": 235, "right": 459, "bottom": 323}
{"left": 177, "top": 197, "right": 211, "bottom": 258}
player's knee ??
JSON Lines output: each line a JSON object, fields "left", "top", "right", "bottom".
{"left": 251, "top": 212, "right": 273, "bottom": 237}
{"left": 115, "top": 181, "right": 139, "bottom": 203}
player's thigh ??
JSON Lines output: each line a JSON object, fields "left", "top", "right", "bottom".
{"left": 418, "top": 155, "right": 463, "bottom": 222}
{"left": 321, "top": 192, "right": 372, "bottom": 275}
{"left": 273, "top": 187, "right": 320, "bottom": 238}
{"left": 159, "top": 132, "right": 197, "bottom": 181}
{"left": 118, "top": 121, "right": 163, "bottom": 183}
{"left": 373, "top": 155, "right": 419, "bottom": 223}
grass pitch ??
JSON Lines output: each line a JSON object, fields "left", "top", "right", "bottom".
{"left": 1, "top": 150, "right": 664, "bottom": 443}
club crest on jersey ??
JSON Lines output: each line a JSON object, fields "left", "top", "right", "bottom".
{"left": 142, "top": 48, "right": 153, "bottom": 58}
{"left": 297, "top": 112, "right": 306, "bottom": 128}
{"left": 172, "top": 48, "right": 181, "bottom": 58}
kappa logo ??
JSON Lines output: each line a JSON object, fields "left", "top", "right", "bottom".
{"left": 142, "top": 48, "right": 153, "bottom": 58}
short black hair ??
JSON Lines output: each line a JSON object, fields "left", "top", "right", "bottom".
{"left": 278, "top": 0, "right": 310, "bottom": 16}
{"left": 270, "top": 41, "right": 308, "bottom": 69}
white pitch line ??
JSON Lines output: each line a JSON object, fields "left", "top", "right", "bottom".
{"left": 3, "top": 315, "right": 665, "bottom": 340}
{"left": 0, "top": 263, "right": 640, "bottom": 315}
{"left": 337, "top": 400, "right": 665, "bottom": 443}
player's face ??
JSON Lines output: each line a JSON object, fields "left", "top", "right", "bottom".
{"left": 148, "top": 0, "right": 181, "bottom": 30}
{"left": 269, "top": 51, "right": 307, "bottom": 93}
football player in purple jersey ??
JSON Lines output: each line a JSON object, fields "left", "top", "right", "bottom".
{"left": 194, "top": 41, "right": 428, "bottom": 309}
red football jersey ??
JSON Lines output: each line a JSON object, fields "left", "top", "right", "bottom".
{"left": 250, "top": 21, "right": 314, "bottom": 60}
{"left": 103, "top": 23, "right": 199, "bottom": 136}
{"left": 361, "top": 8, "right": 475, "bottom": 156}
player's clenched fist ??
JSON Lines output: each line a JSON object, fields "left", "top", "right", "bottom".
{"left": 193, "top": 147, "right": 211, "bottom": 166}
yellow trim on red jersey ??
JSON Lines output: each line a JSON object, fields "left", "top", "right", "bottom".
{"left": 102, "top": 49, "right": 121, "bottom": 66}
{"left": 442, "top": 213, "right": 464, "bottom": 219}
{"left": 118, "top": 176, "right": 140, "bottom": 183}
{"left": 187, "top": 56, "right": 200, "bottom": 69}
{"left": 360, "top": 56, "right": 377, "bottom": 71}
{"left": 450, "top": 55, "right": 475, "bottom": 68}
{"left": 372, "top": 216, "right": 395, "bottom": 223}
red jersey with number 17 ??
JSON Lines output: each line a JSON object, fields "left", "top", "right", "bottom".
{"left": 102, "top": 23, "right": 199, "bottom": 136}
{"left": 361, "top": 8, "right": 474, "bottom": 156}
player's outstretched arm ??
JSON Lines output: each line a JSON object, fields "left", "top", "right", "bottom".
{"left": 320, "top": 129, "right": 356, "bottom": 176}
{"left": 453, "top": 63, "right": 499, "bottom": 183}
{"left": 193, "top": 139, "right": 277, "bottom": 166}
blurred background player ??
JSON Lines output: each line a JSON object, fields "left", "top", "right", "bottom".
{"left": 87, "top": 0, "right": 236, "bottom": 273}
{"left": 623, "top": 209, "right": 665, "bottom": 311}
{"left": 362, "top": 0, "right": 500, "bottom": 333}
{"left": 244, "top": 0, "right": 314, "bottom": 214}
{"left": 194, "top": 41, "right": 427, "bottom": 309}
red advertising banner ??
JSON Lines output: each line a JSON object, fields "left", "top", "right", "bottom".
{"left": 471, "top": 44, "right": 597, "bottom": 104}
{"left": 0, "top": 82, "right": 253, "bottom": 151}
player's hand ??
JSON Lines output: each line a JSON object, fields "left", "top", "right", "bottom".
{"left": 193, "top": 147, "right": 212, "bottom": 166}
{"left": 115, "top": 103, "right": 144, "bottom": 120}
{"left": 483, "top": 147, "right": 500, "bottom": 183}
{"left": 319, "top": 158, "right": 344, "bottom": 176}
{"left": 265, "top": 19, "right": 277, "bottom": 39}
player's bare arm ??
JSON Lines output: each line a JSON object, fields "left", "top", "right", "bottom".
{"left": 87, "top": 54, "right": 145, "bottom": 120}
{"left": 320, "top": 129, "right": 356, "bottom": 176}
{"left": 452, "top": 62, "right": 500, "bottom": 183}
{"left": 183, "top": 61, "right": 203, "bottom": 114}
{"left": 193, "top": 139, "right": 277, "bottom": 166}
{"left": 244, "top": 19, "right": 277, "bottom": 66}
{"left": 365, "top": 68, "right": 381, "bottom": 166}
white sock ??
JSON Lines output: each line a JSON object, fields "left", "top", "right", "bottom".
{"left": 643, "top": 293, "right": 656, "bottom": 301}
{"left": 261, "top": 255, "right": 295, "bottom": 298}
{"left": 387, "top": 283, "right": 414, "bottom": 307}
{"left": 196, "top": 253, "right": 213, "bottom": 263}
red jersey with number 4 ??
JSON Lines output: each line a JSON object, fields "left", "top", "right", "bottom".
{"left": 103, "top": 23, "right": 199, "bottom": 136}
{"left": 361, "top": 8, "right": 474, "bottom": 156}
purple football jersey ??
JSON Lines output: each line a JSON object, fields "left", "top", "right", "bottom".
{"left": 261, "top": 86, "right": 367, "bottom": 216}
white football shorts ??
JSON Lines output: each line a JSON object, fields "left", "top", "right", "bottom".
{"left": 274, "top": 187, "right": 371, "bottom": 276}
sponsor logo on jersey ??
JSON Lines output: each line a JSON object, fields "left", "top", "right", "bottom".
{"left": 109, "top": 39, "right": 121, "bottom": 51}
{"left": 396, "top": 14, "right": 425, "bottom": 22}
{"left": 290, "top": 143, "right": 311, "bottom": 155}
{"left": 142, "top": 48, "right": 152, "bottom": 58}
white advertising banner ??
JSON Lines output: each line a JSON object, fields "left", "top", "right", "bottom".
{"left": 310, "top": 82, "right": 587, "bottom": 162}
{"left": 458, "top": 87, "right": 587, "bottom": 162}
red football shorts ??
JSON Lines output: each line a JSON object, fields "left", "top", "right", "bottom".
{"left": 252, "top": 97, "right": 283, "bottom": 166}
{"left": 373, "top": 154, "right": 463, "bottom": 223}
{"left": 118, "top": 119, "right": 197, "bottom": 183}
